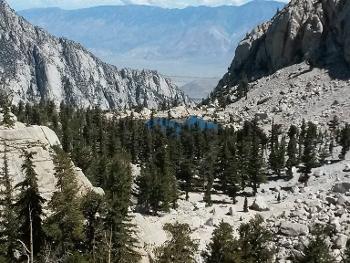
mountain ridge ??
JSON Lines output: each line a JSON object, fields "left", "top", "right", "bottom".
{"left": 19, "top": 1, "right": 285, "bottom": 97}
{"left": 11, "top": 0, "right": 288, "bottom": 11}
{"left": 210, "top": 0, "right": 350, "bottom": 102}
{"left": 0, "top": 0, "right": 189, "bottom": 110}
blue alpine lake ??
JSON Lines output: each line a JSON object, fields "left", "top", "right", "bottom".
{"left": 147, "top": 116, "right": 219, "bottom": 132}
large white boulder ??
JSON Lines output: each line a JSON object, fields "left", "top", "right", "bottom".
{"left": 250, "top": 196, "right": 270, "bottom": 211}
{"left": 0, "top": 124, "right": 101, "bottom": 200}
{"left": 333, "top": 234, "right": 348, "bottom": 249}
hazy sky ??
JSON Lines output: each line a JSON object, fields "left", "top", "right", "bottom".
{"left": 8, "top": 0, "right": 288, "bottom": 10}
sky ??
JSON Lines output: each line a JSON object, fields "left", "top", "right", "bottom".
{"left": 8, "top": 0, "right": 288, "bottom": 10}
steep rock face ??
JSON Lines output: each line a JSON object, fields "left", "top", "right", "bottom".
{"left": 0, "top": 0, "right": 190, "bottom": 110}
{"left": 213, "top": 0, "right": 350, "bottom": 98}
{"left": 0, "top": 120, "right": 101, "bottom": 199}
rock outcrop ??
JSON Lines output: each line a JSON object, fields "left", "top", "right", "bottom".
{"left": 0, "top": 120, "right": 101, "bottom": 200}
{"left": 332, "top": 182, "right": 350, "bottom": 194}
{"left": 212, "top": 0, "right": 350, "bottom": 99}
{"left": 0, "top": 0, "right": 190, "bottom": 110}
{"left": 250, "top": 196, "right": 270, "bottom": 211}
{"left": 200, "top": 62, "right": 350, "bottom": 128}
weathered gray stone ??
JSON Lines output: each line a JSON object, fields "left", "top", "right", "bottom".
{"left": 332, "top": 183, "right": 350, "bottom": 194}
{"left": 326, "top": 196, "right": 337, "bottom": 205}
{"left": 250, "top": 196, "right": 270, "bottom": 211}
{"left": 0, "top": 123, "right": 102, "bottom": 200}
{"left": 205, "top": 218, "right": 214, "bottom": 227}
{"left": 330, "top": 218, "right": 342, "bottom": 233}
{"left": 336, "top": 195, "right": 347, "bottom": 206}
{"left": 280, "top": 222, "right": 309, "bottom": 236}
{"left": 333, "top": 234, "right": 348, "bottom": 249}
{"left": 343, "top": 164, "right": 350, "bottom": 172}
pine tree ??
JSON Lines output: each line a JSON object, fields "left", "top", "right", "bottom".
{"left": 226, "top": 149, "right": 240, "bottom": 204}
{"left": 180, "top": 159, "right": 193, "bottom": 201}
{"left": 136, "top": 164, "right": 154, "bottom": 213}
{"left": 328, "top": 116, "right": 339, "bottom": 148}
{"left": 81, "top": 190, "right": 105, "bottom": 261}
{"left": 275, "top": 136, "right": 286, "bottom": 178}
{"left": 155, "top": 131, "right": 178, "bottom": 211}
{"left": 204, "top": 173, "right": 214, "bottom": 207}
{"left": 162, "top": 158, "right": 178, "bottom": 211}
{"left": 130, "top": 120, "right": 139, "bottom": 164}
{"left": 203, "top": 215, "right": 274, "bottom": 263}
{"left": 318, "top": 143, "right": 330, "bottom": 165}
{"left": 193, "top": 125, "right": 206, "bottom": 162}
{"left": 269, "top": 123, "right": 286, "bottom": 178}
{"left": 154, "top": 222, "right": 198, "bottom": 263}
{"left": 248, "top": 129, "right": 266, "bottom": 195}
{"left": 243, "top": 197, "right": 249, "bottom": 212}
{"left": 24, "top": 103, "right": 32, "bottom": 124}
{"left": 45, "top": 148, "right": 84, "bottom": 255}
{"left": 237, "top": 136, "right": 251, "bottom": 189}
{"left": 0, "top": 143, "right": 17, "bottom": 260}
{"left": 104, "top": 153, "right": 141, "bottom": 263}
{"left": 31, "top": 105, "right": 43, "bottom": 125}
{"left": 178, "top": 128, "right": 195, "bottom": 193}
{"left": 299, "top": 122, "right": 318, "bottom": 186}
{"left": 202, "top": 152, "right": 215, "bottom": 207}
{"left": 340, "top": 124, "right": 350, "bottom": 159}
{"left": 298, "top": 120, "right": 307, "bottom": 162}
{"left": 202, "top": 221, "right": 238, "bottom": 263}
{"left": 60, "top": 102, "right": 73, "bottom": 153}
{"left": 16, "top": 100, "right": 25, "bottom": 122}
{"left": 1, "top": 100, "right": 14, "bottom": 128}
{"left": 269, "top": 123, "right": 280, "bottom": 175}
{"left": 15, "top": 151, "right": 45, "bottom": 256}
{"left": 140, "top": 125, "right": 153, "bottom": 163}
{"left": 215, "top": 141, "right": 230, "bottom": 192}
{"left": 215, "top": 137, "right": 240, "bottom": 198}
{"left": 287, "top": 125, "right": 299, "bottom": 168}
{"left": 238, "top": 215, "right": 274, "bottom": 263}
{"left": 137, "top": 133, "right": 178, "bottom": 214}
{"left": 293, "top": 225, "right": 335, "bottom": 263}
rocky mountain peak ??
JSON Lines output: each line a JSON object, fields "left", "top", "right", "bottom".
{"left": 0, "top": 0, "right": 17, "bottom": 26}
{"left": 212, "top": 0, "right": 350, "bottom": 99}
{"left": 0, "top": 0, "right": 190, "bottom": 110}
{"left": 0, "top": 0, "right": 10, "bottom": 10}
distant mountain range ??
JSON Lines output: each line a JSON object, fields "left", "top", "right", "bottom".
{"left": 9, "top": 0, "right": 289, "bottom": 10}
{"left": 20, "top": 0, "right": 285, "bottom": 99}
